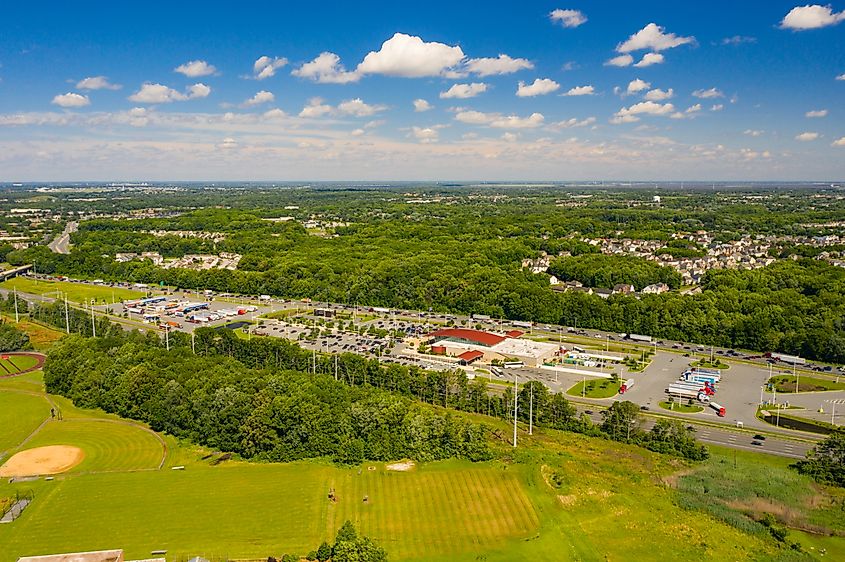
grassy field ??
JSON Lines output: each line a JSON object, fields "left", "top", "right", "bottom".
{"left": 0, "top": 354, "right": 39, "bottom": 375}
{"left": 0, "top": 315, "right": 64, "bottom": 351}
{"left": 0, "top": 277, "right": 144, "bottom": 304}
{"left": 0, "top": 391, "right": 50, "bottom": 454}
{"left": 769, "top": 374, "right": 845, "bottom": 393}
{"left": 691, "top": 359, "right": 730, "bottom": 370}
{"left": 1, "top": 378, "right": 843, "bottom": 561}
{"left": 566, "top": 379, "right": 621, "bottom": 398}
{"left": 659, "top": 400, "right": 704, "bottom": 413}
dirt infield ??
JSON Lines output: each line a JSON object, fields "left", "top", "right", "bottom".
{"left": 0, "top": 445, "right": 84, "bottom": 477}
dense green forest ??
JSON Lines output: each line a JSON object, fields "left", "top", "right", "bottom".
{"left": 44, "top": 326, "right": 708, "bottom": 462}
{"left": 7, "top": 186, "right": 845, "bottom": 362}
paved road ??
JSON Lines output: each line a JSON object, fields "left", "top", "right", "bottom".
{"left": 47, "top": 221, "right": 77, "bottom": 254}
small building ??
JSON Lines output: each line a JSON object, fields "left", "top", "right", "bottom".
{"left": 641, "top": 282, "right": 670, "bottom": 294}
{"left": 458, "top": 350, "right": 484, "bottom": 365}
{"left": 613, "top": 283, "right": 636, "bottom": 295}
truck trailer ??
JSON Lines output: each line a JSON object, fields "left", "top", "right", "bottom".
{"left": 666, "top": 385, "right": 711, "bottom": 403}
{"left": 689, "top": 367, "right": 721, "bottom": 377}
{"left": 709, "top": 402, "right": 727, "bottom": 417}
{"left": 681, "top": 372, "right": 720, "bottom": 386}
{"left": 766, "top": 352, "right": 806, "bottom": 365}
{"left": 619, "top": 379, "right": 635, "bottom": 394}
{"left": 670, "top": 381, "right": 715, "bottom": 395}
{"left": 627, "top": 333, "right": 653, "bottom": 343}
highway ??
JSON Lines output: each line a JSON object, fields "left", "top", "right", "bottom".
{"left": 47, "top": 221, "right": 78, "bottom": 254}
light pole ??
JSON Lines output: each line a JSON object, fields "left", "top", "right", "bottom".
{"left": 512, "top": 371, "right": 518, "bottom": 448}
{"left": 90, "top": 299, "right": 96, "bottom": 337}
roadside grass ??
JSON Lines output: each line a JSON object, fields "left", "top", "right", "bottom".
{"left": 691, "top": 359, "right": 730, "bottom": 370}
{"left": 567, "top": 379, "right": 621, "bottom": 398}
{"left": 676, "top": 445, "right": 845, "bottom": 539}
{"left": 659, "top": 400, "right": 704, "bottom": 413}
{"left": 0, "top": 277, "right": 144, "bottom": 304}
{"left": 0, "top": 391, "right": 50, "bottom": 453}
{"left": 769, "top": 375, "right": 845, "bottom": 393}
{"left": 0, "top": 315, "right": 64, "bottom": 351}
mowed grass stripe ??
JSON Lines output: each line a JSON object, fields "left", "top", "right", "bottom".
{"left": 20, "top": 419, "right": 164, "bottom": 473}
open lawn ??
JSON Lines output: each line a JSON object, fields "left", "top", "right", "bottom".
{"left": 1, "top": 277, "right": 144, "bottom": 304}
{"left": 0, "top": 391, "right": 50, "bottom": 454}
{"left": 0, "top": 316, "right": 64, "bottom": 351}
{"left": 566, "top": 379, "right": 621, "bottom": 398}
{"left": 659, "top": 400, "right": 704, "bottom": 413}
{"left": 769, "top": 374, "right": 845, "bottom": 393}
{"left": 0, "top": 354, "right": 39, "bottom": 375}
{"left": 1, "top": 382, "right": 842, "bottom": 560}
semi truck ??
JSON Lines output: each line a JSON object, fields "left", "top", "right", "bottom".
{"left": 709, "top": 402, "right": 727, "bottom": 417}
{"left": 689, "top": 367, "right": 721, "bottom": 377}
{"left": 627, "top": 333, "right": 653, "bottom": 343}
{"left": 681, "top": 371, "right": 720, "bottom": 386}
{"left": 512, "top": 320, "right": 533, "bottom": 329}
{"left": 666, "top": 385, "right": 711, "bottom": 403}
{"left": 671, "top": 380, "right": 716, "bottom": 395}
{"left": 619, "top": 379, "right": 635, "bottom": 394}
{"left": 766, "top": 352, "right": 806, "bottom": 366}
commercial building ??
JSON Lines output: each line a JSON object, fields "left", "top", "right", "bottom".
{"left": 426, "top": 328, "right": 558, "bottom": 367}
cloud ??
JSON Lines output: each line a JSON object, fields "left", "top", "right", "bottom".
{"left": 692, "top": 87, "right": 724, "bottom": 99}
{"left": 242, "top": 90, "right": 274, "bottom": 107}
{"left": 795, "top": 131, "right": 820, "bottom": 141}
{"left": 644, "top": 88, "right": 673, "bottom": 101}
{"left": 218, "top": 137, "right": 238, "bottom": 149}
{"left": 465, "top": 54, "right": 533, "bottom": 76}
{"left": 550, "top": 116, "right": 596, "bottom": 129}
{"left": 833, "top": 137, "right": 845, "bottom": 146}
{"left": 410, "top": 126, "right": 440, "bottom": 143}
{"left": 501, "top": 132, "right": 519, "bottom": 142}
{"left": 744, "top": 129, "right": 763, "bottom": 137}
{"left": 721, "top": 35, "right": 756, "bottom": 45}
{"left": 549, "top": 9, "right": 587, "bottom": 28}
{"left": 838, "top": 73, "right": 845, "bottom": 81}
{"left": 52, "top": 92, "right": 90, "bottom": 108}
{"left": 253, "top": 56, "right": 288, "bottom": 80}
{"left": 626, "top": 78, "right": 651, "bottom": 95}
{"left": 128, "top": 83, "right": 211, "bottom": 103}
{"left": 262, "top": 108, "right": 287, "bottom": 119}
{"left": 413, "top": 99, "right": 433, "bottom": 112}
{"left": 686, "top": 103, "right": 702, "bottom": 114}
{"left": 605, "top": 54, "right": 633, "bottom": 67}
{"left": 611, "top": 101, "right": 675, "bottom": 124}
{"left": 76, "top": 76, "right": 121, "bottom": 90}
{"left": 806, "top": 109, "right": 828, "bottom": 118}
{"left": 634, "top": 53, "right": 664, "bottom": 67}
{"left": 292, "top": 52, "right": 360, "bottom": 84}
{"left": 440, "top": 82, "right": 488, "bottom": 99}
{"left": 516, "top": 78, "right": 559, "bottom": 97}
{"left": 174, "top": 60, "right": 217, "bottom": 77}
{"left": 616, "top": 23, "right": 695, "bottom": 53}
{"left": 356, "top": 33, "right": 464, "bottom": 78}
{"left": 711, "top": 104, "right": 724, "bottom": 111}
{"left": 780, "top": 4, "right": 845, "bottom": 30}
{"left": 454, "top": 110, "right": 544, "bottom": 128}
{"left": 562, "top": 85, "right": 594, "bottom": 96}
{"left": 337, "top": 98, "right": 386, "bottom": 117}
{"left": 299, "top": 97, "right": 332, "bottom": 118}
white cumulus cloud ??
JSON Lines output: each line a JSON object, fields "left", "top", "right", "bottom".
{"left": 550, "top": 116, "right": 596, "bottom": 129}
{"left": 616, "top": 23, "right": 695, "bottom": 52}
{"left": 242, "top": 90, "right": 274, "bottom": 107}
{"left": 174, "top": 60, "right": 217, "bottom": 77}
{"left": 634, "top": 52, "right": 665, "bottom": 67}
{"left": 838, "top": 73, "right": 845, "bottom": 81}
{"left": 465, "top": 54, "right": 533, "bottom": 76}
{"left": 253, "top": 56, "right": 288, "bottom": 80}
{"left": 337, "top": 98, "right": 386, "bottom": 117}
{"left": 605, "top": 54, "right": 634, "bottom": 67}
{"left": 644, "top": 88, "right": 673, "bottom": 101}
{"left": 76, "top": 76, "right": 121, "bottom": 90}
{"left": 411, "top": 126, "right": 440, "bottom": 143}
{"left": 744, "top": 129, "right": 764, "bottom": 137}
{"left": 454, "top": 110, "right": 544, "bottom": 128}
{"left": 292, "top": 52, "right": 359, "bottom": 84}
{"left": 795, "top": 131, "right": 820, "bottom": 141}
{"left": 413, "top": 99, "right": 433, "bottom": 112}
{"left": 440, "top": 82, "right": 488, "bottom": 99}
{"left": 711, "top": 104, "right": 724, "bottom": 111}
{"left": 218, "top": 137, "right": 238, "bottom": 150}
{"left": 611, "top": 101, "right": 675, "bottom": 124}
{"left": 128, "top": 83, "right": 211, "bottom": 103}
{"left": 549, "top": 9, "right": 587, "bottom": 28}
{"left": 52, "top": 92, "right": 90, "bottom": 108}
{"left": 563, "top": 85, "right": 594, "bottom": 96}
{"left": 806, "top": 109, "right": 828, "bottom": 118}
{"left": 356, "top": 33, "right": 465, "bottom": 78}
{"left": 780, "top": 4, "right": 845, "bottom": 30}
{"left": 626, "top": 78, "right": 651, "bottom": 95}
{"left": 516, "top": 78, "right": 559, "bottom": 97}
{"left": 299, "top": 97, "right": 332, "bottom": 118}
{"left": 833, "top": 137, "right": 845, "bottom": 146}
{"left": 693, "top": 87, "right": 724, "bottom": 99}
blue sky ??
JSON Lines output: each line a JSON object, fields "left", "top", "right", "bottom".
{"left": 0, "top": 1, "right": 843, "bottom": 181}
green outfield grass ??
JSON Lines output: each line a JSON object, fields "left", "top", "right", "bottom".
{"left": 566, "top": 378, "right": 621, "bottom": 398}
{"left": 0, "top": 391, "right": 50, "bottom": 453}
{"left": 0, "top": 277, "right": 144, "bottom": 304}
{"left": 19, "top": 419, "right": 165, "bottom": 474}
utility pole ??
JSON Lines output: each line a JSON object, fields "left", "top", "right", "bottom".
{"left": 90, "top": 299, "right": 96, "bottom": 337}
{"left": 334, "top": 354, "right": 338, "bottom": 381}
{"left": 793, "top": 361, "right": 798, "bottom": 394}
{"left": 13, "top": 288, "right": 19, "bottom": 323}
{"left": 64, "top": 296, "right": 70, "bottom": 334}
{"left": 165, "top": 326, "right": 170, "bottom": 351}
{"left": 191, "top": 331, "right": 196, "bottom": 354}
{"left": 512, "top": 371, "right": 518, "bottom": 448}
